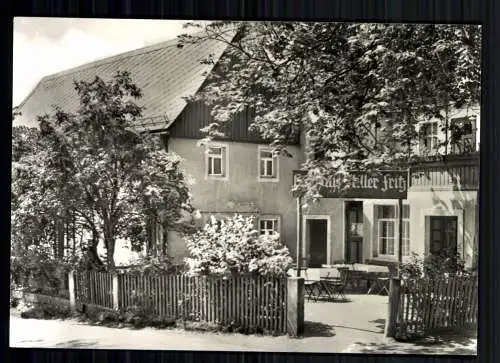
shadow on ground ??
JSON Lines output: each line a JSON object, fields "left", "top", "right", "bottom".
{"left": 302, "top": 321, "right": 336, "bottom": 337}
{"left": 351, "top": 329, "right": 477, "bottom": 355}
{"left": 306, "top": 298, "right": 353, "bottom": 304}
{"left": 370, "top": 318, "right": 386, "bottom": 333}
{"left": 55, "top": 339, "right": 99, "bottom": 348}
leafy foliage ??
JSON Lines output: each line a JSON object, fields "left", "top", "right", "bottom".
{"left": 11, "top": 72, "right": 194, "bottom": 268}
{"left": 400, "top": 251, "right": 468, "bottom": 280}
{"left": 179, "top": 22, "right": 481, "bottom": 202}
{"left": 184, "top": 214, "right": 293, "bottom": 277}
{"left": 117, "top": 255, "right": 184, "bottom": 275}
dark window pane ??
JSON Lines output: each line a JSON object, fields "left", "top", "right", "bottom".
{"left": 213, "top": 158, "right": 222, "bottom": 175}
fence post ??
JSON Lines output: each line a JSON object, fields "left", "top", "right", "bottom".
{"left": 287, "top": 276, "right": 304, "bottom": 337}
{"left": 112, "top": 273, "right": 119, "bottom": 311}
{"left": 385, "top": 277, "right": 401, "bottom": 338}
{"left": 68, "top": 270, "right": 76, "bottom": 312}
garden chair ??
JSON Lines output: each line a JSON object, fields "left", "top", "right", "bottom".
{"left": 368, "top": 264, "right": 397, "bottom": 295}
{"left": 324, "top": 267, "right": 349, "bottom": 301}
{"left": 303, "top": 269, "right": 321, "bottom": 302}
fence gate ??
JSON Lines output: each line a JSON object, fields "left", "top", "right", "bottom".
{"left": 396, "top": 276, "right": 478, "bottom": 337}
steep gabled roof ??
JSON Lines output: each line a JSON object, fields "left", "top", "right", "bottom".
{"left": 14, "top": 32, "right": 233, "bottom": 131}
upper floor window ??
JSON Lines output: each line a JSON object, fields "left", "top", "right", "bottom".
{"left": 450, "top": 116, "right": 477, "bottom": 154}
{"left": 206, "top": 145, "right": 227, "bottom": 178}
{"left": 258, "top": 147, "right": 278, "bottom": 181}
{"left": 419, "top": 121, "right": 439, "bottom": 155}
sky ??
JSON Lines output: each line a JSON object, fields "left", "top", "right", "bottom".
{"left": 12, "top": 17, "right": 206, "bottom": 107}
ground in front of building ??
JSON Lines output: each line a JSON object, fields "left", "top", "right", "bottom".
{"left": 9, "top": 294, "right": 476, "bottom": 354}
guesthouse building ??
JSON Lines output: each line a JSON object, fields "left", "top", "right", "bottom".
{"left": 14, "top": 34, "right": 480, "bottom": 269}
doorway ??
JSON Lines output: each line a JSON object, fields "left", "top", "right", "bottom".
{"left": 345, "top": 201, "right": 364, "bottom": 263}
{"left": 306, "top": 218, "right": 328, "bottom": 268}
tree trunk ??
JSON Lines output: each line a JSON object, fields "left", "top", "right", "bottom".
{"left": 103, "top": 223, "right": 115, "bottom": 269}
{"left": 86, "top": 227, "right": 104, "bottom": 270}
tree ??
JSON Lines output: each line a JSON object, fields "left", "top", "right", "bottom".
{"left": 179, "top": 22, "right": 481, "bottom": 202}
{"left": 184, "top": 214, "right": 293, "bottom": 277}
{"left": 11, "top": 71, "right": 194, "bottom": 268}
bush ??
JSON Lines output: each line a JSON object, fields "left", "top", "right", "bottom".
{"left": 117, "top": 255, "right": 182, "bottom": 275}
{"left": 184, "top": 214, "right": 293, "bottom": 277}
{"left": 400, "top": 250, "right": 468, "bottom": 280}
{"left": 11, "top": 253, "right": 70, "bottom": 296}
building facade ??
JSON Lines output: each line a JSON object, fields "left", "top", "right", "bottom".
{"left": 14, "top": 37, "right": 480, "bottom": 269}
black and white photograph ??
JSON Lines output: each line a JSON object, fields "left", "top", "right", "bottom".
{"left": 10, "top": 18, "right": 480, "bottom": 355}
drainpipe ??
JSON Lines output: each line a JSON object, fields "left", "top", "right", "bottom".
{"left": 296, "top": 195, "right": 303, "bottom": 278}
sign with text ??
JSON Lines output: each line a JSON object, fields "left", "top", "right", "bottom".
{"left": 293, "top": 170, "right": 408, "bottom": 199}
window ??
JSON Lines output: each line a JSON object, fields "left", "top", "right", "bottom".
{"left": 429, "top": 216, "right": 458, "bottom": 257}
{"left": 259, "top": 218, "right": 279, "bottom": 236}
{"left": 419, "top": 121, "right": 439, "bottom": 154}
{"left": 376, "top": 204, "right": 410, "bottom": 257}
{"left": 206, "top": 145, "right": 227, "bottom": 178}
{"left": 378, "top": 206, "right": 396, "bottom": 255}
{"left": 258, "top": 148, "right": 278, "bottom": 180}
{"left": 450, "top": 116, "right": 476, "bottom": 154}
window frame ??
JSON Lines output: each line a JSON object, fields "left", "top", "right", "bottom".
{"left": 375, "top": 204, "right": 410, "bottom": 258}
{"left": 205, "top": 143, "right": 228, "bottom": 180}
{"left": 258, "top": 146, "right": 279, "bottom": 182}
{"left": 449, "top": 116, "right": 477, "bottom": 154}
{"left": 419, "top": 121, "right": 440, "bottom": 155}
{"left": 258, "top": 216, "right": 281, "bottom": 238}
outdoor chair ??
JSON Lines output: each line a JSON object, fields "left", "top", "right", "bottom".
{"left": 303, "top": 269, "right": 321, "bottom": 302}
{"left": 323, "top": 267, "right": 349, "bottom": 301}
{"left": 367, "top": 264, "right": 397, "bottom": 295}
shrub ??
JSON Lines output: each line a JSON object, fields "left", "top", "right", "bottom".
{"left": 117, "top": 255, "right": 182, "bottom": 275}
{"left": 400, "top": 250, "right": 468, "bottom": 280}
{"left": 184, "top": 214, "right": 293, "bottom": 277}
{"left": 11, "top": 252, "right": 71, "bottom": 297}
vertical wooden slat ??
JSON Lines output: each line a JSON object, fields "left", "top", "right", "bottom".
{"left": 173, "top": 274, "right": 177, "bottom": 317}
{"left": 187, "top": 275, "right": 192, "bottom": 321}
{"left": 272, "top": 279, "right": 277, "bottom": 333}
{"left": 159, "top": 275, "right": 164, "bottom": 318}
{"left": 429, "top": 279, "right": 438, "bottom": 330}
{"left": 101, "top": 273, "right": 105, "bottom": 307}
{"left": 243, "top": 277, "right": 248, "bottom": 329}
{"left": 447, "top": 276, "right": 455, "bottom": 327}
{"left": 231, "top": 276, "right": 235, "bottom": 325}
{"left": 165, "top": 275, "right": 170, "bottom": 317}
{"left": 167, "top": 274, "right": 171, "bottom": 318}
{"left": 264, "top": 278, "right": 269, "bottom": 332}
{"left": 121, "top": 274, "right": 125, "bottom": 309}
{"left": 256, "top": 277, "right": 261, "bottom": 329}
{"left": 253, "top": 278, "right": 258, "bottom": 330}
{"left": 209, "top": 277, "right": 214, "bottom": 324}
{"left": 235, "top": 276, "right": 240, "bottom": 326}
{"left": 451, "top": 277, "right": 458, "bottom": 327}
{"left": 457, "top": 277, "right": 464, "bottom": 328}
{"left": 464, "top": 277, "right": 474, "bottom": 327}
{"left": 277, "top": 278, "right": 281, "bottom": 333}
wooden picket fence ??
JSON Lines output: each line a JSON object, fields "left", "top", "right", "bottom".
{"left": 397, "top": 275, "right": 478, "bottom": 336}
{"left": 74, "top": 271, "right": 288, "bottom": 334}
{"left": 74, "top": 270, "right": 114, "bottom": 310}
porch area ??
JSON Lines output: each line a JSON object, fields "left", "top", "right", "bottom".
{"left": 288, "top": 263, "right": 394, "bottom": 299}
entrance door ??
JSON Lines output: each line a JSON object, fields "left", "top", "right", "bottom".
{"left": 307, "top": 219, "right": 328, "bottom": 268}
{"left": 429, "top": 216, "right": 458, "bottom": 258}
{"left": 345, "top": 201, "right": 364, "bottom": 263}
